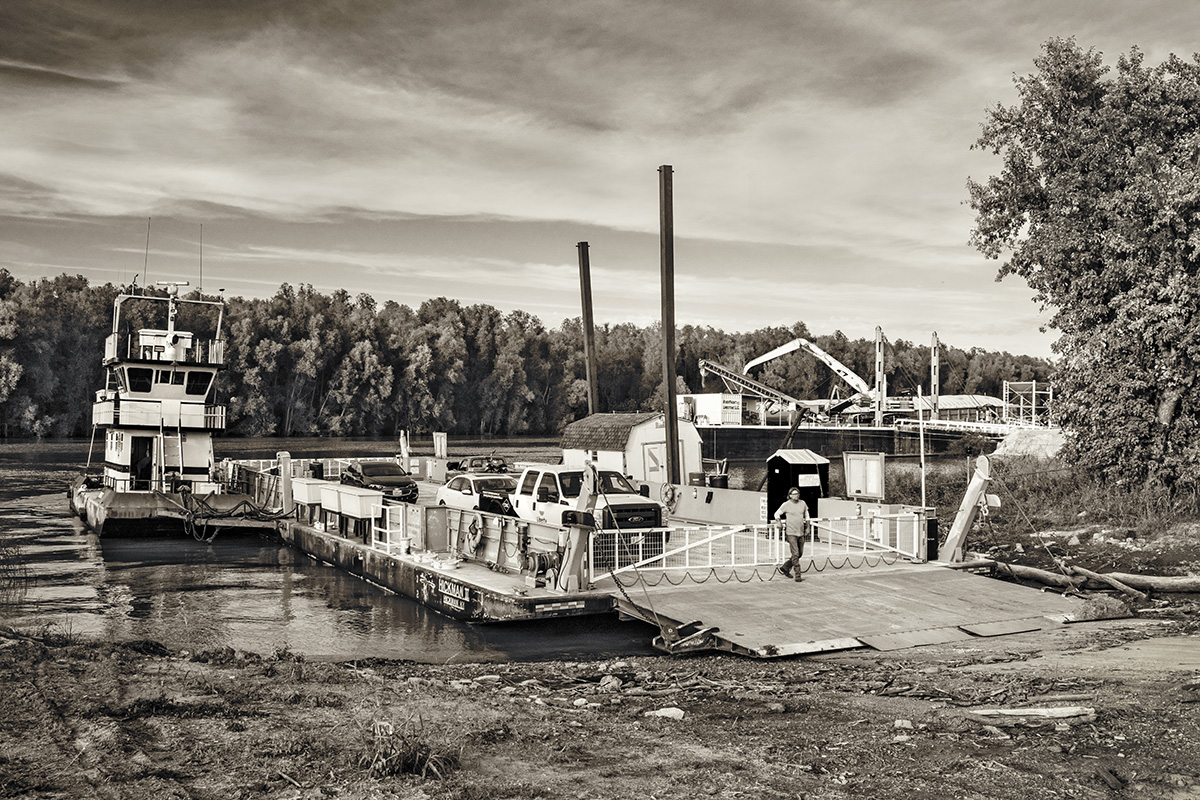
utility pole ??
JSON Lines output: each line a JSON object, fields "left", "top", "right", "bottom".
{"left": 659, "top": 165, "right": 680, "bottom": 485}
{"left": 577, "top": 242, "right": 600, "bottom": 415}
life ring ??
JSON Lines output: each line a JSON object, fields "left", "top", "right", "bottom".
{"left": 465, "top": 513, "right": 484, "bottom": 552}
{"left": 660, "top": 483, "right": 678, "bottom": 512}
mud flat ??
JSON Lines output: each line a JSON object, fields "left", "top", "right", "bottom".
{"left": 2, "top": 599, "right": 1198, "bottom": 800}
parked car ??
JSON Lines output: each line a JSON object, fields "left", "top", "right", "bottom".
{"left": 436, "top": 473, "right": 518, "bottom": 515}
{"left": 445, "top": 454, "right": 511, "bottom": 477}
{"left": 339, "top": 460, "right": 419, "bottom": 503}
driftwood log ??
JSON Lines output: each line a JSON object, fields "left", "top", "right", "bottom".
{"left": 1098, "top": 572, "right": 1200, "bottom": 593}
{"left": 968, "top": 556, "right": 1200, "bottom": 594}
{"left": 990, "top": 561, "right": 1084, "bottom": 590}
{"left": 1066, "top": 565, "right": 1148, "bottom": 601}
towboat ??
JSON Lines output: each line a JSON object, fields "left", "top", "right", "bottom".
{"left": 69, "top": 282, "right": 273, "bottom": 537}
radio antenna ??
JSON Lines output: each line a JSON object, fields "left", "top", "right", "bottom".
{"left": 199, "top": 223, "right": 204, "bottom": 294}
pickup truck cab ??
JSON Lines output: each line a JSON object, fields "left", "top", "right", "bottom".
{"left": 511, "top": 464, "right": 666, "bottom": 529}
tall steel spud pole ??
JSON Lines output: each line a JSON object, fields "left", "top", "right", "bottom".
{"left": 659, "top": 165, "right": 681, "bottom": 486}
{"left": 577, "top": 241, "right": 600, "bottom": 415}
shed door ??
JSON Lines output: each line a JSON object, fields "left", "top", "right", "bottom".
{"left": 642, "top": 443, "right": 665, "bottom": 484}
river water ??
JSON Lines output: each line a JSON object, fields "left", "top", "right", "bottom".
{"left": 0, "top": 437, "right": 660, "bottom": 663}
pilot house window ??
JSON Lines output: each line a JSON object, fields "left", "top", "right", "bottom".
{"left": 185, "top": 372, "right": 213, "bottom": 396}
{"left": 126, "top": 367, "right": 153, "bottom": 393}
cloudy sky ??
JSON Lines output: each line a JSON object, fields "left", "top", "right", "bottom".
{"left": 2, "top": 1, "right": 1196, "bottom": 358}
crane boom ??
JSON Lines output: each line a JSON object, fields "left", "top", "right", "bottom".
{"left": 697, "top": 359, "right": 806, "bottom": 408}
{"left": 743, "top": 338, "right": 874, "bottom": 399}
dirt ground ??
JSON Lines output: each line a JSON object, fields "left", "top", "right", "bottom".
{"left": 4, "top": 475, "right": 1199, "bottom": 800}
{"left": 2, "top": 593, "right": 1199, "bottom": 800}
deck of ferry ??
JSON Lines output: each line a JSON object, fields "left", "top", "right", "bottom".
{"left": 596, "top": 552, "right": 1080, "bottom": 657}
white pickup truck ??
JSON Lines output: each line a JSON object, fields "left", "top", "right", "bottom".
{"left": 510, "top": 464, "right": 666, "bottom": 530}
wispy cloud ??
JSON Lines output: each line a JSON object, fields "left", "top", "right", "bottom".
{"left": 1, "top": 0, "right": 1195, "bottom": 358}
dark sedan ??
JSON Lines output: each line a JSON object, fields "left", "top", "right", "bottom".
{"left": 339, "top": 460, "right": 419, "bottom": 503}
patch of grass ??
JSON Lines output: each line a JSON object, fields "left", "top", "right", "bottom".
{"left": 34, "top": 620, "right": 83, "bottom": 647}
{"left": 886, "top": 456, "right": 1200, "bottom": 536}
{"left": 358, "top": 717, "right": 460, "bottom": 780}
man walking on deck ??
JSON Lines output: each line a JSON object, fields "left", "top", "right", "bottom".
{"left": 774, "top": 487, "right": 809, "bottom": 582}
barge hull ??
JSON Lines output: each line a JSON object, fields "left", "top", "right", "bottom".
{"left": 278, "top": 522, "right": 614, "bottom": 623}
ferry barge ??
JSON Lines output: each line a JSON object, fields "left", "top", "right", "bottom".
{"left": 225, "top": 451, "right": 1079, "bottom": 658}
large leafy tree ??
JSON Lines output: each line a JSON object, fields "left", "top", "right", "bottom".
{"left": 968, "top": 39, "right": 1200, "bottom": 488}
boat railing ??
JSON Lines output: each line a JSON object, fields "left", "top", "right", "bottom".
{"left": 92, "top": 398, "right": 226, "bottom": 429}
{"left": 810, "top": 513, "right": 926, "bottom": 561}
{"left": 327, "top": 457, "right": 402, "bottom": 480}
{"left": 590, "top": 524, "right": 784, "bottom": 582}
{"left": 204, "top": 406, "right": 226, "bottom": 430}
{"left": 228, "top": 464, "right": 283, "bottom": 508}
{"left": 102, "top": 473, "right": 222, "bottom": 494}
{"left": 104, "top": 332, "right": 225, "bottom": 366}
{"left": 369, "top": 504, "right": 562, "bottom": 574}
{"left": 371, "top": 503, "right": 417, "bottom": 555}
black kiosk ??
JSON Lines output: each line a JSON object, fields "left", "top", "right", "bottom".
{"left": 765, "top": 449, "right": 830, "bottom": 518}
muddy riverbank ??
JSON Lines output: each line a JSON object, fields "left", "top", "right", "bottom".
{"left": 3, "top": 600, "right": 1199, "bottom": 800}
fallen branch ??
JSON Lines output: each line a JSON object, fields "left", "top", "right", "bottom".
{"left": 970, "top": 706, "right": 1095, "bottom": 719}
{"left": 991, "top": 561, "right": 1084, "bottom": 590}
{"left": 1067, "top": 566, "right": 1148, "bottom": 601}
{"left": 1099, "top": 572, "right": 1200, "bottom": 593}
{"left": 987, "top": 559, "right": 1200, "bottom": 594}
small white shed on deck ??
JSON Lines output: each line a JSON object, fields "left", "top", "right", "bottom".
{"left": 560, "top": 412, "right": 702, "bottom": 484}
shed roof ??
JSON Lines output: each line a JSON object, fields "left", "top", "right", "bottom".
{"left": 768, "top": 449, "right": 830, "bottom": 465}
{"left": 560, "top": 412, "right": 662, "bottom": 452}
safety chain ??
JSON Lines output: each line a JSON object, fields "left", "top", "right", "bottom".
{"left": 613, "top": 550, "right": 902, "bottom": 587}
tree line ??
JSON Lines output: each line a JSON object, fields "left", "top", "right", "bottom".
{"left": 0, "top": 271, "right": 1053, "bottom": 439}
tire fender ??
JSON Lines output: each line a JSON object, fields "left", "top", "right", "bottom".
{"left": 465, "top": 513, "right": 485, "bottom": 552}
{"left": 660, "top": 483, "right": 678, "bottom": 513}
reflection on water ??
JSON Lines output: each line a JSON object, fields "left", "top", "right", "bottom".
{"left": 0, "top": 438, "right": 659, "bottom": 663}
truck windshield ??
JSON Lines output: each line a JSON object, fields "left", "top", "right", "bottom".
{"left": 557, "top": 470, "right": 637, "bottom": 498}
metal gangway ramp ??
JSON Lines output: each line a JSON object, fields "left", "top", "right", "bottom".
{"left": 591, "top": 521, "right": 1081, "bottom": 658}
